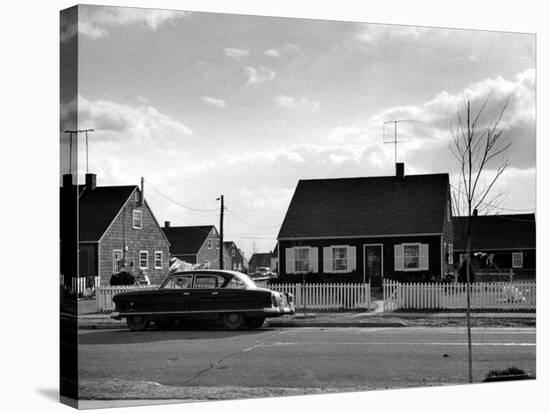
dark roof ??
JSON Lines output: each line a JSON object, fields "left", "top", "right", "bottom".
{"left": 163, "top": 225, "right": 214, "bottom": 255}
{"left": 78, "top": 185, "right": 137, "bottom": 241}
{"left": 453, "top": 214, "right": 536, "bottom": 251}
{"left": 278, "top": 173, "right": 449, "bottom": 239}
{"left": 249, "top": 253, "right": 272, "bottom": 268}
{"left": 271, "top": 243, "right": 279, "bottom": 257}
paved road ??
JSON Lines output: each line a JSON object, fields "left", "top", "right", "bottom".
{"left": 78, "top": 326, "right": 535, "bottom": 399}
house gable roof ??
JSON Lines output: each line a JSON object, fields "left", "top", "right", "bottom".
{"left": 453, "top": 214, "right": 536, "bottom": 251}
{"left": 78, "top": 185, "right": 137, "bottom": 241}
{"left": 163, "top": 225, "right": 215, "bottom": 255}
{"left": 249, "top": 253, "right": 272, "bottom": 268}
{"left": 278, "top": 173, "right": 449, "bottom": 239}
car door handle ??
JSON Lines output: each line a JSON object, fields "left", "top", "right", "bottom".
{"left": 182, "top": 292, "right": 190, "bottom": 296}
{"left": 211, "top": 292, "right": 219, "bottom": 295}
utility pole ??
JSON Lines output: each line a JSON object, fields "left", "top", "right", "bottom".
{"left": 217, "top": 195, "right": 224, "bottom": 270}
{"left": 383, "top": 120, "right": 415, "bottom": 164}
{"left": 64, "top": 129, "right": 94, "bottom": 173}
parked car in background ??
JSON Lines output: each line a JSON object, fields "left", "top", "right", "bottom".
{"left": 251, "top": 266, "right": 277, "bottom": 281}
{"left": 111, "top": 270, "right": 294, "bottom": 331}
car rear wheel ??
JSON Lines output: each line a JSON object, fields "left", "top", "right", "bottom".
{"left": 247, "top": 317, "right": 266, "bottom": 329}
{"left": 222, "top": 313, "right": 246, "bottom": 330}
{"left": 127, "top": 316, "right": 150, "bottom": 331}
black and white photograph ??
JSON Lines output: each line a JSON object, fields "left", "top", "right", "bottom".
{"left": 10, "top": 0, "right": 541, "bottom": 411}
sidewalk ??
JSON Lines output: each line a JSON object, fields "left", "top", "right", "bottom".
{"left": 75, "top": 309, "right": 535, "bottom": 330}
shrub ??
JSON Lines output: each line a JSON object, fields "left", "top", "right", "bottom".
{"left": 110, "top": 271, "right": 136, "bottom": 286}
{"left": 483, "top": 367, "right": 534, "bottom": 382}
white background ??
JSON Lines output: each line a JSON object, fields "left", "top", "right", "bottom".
{"left": 0, "top": 0, "right": 546, "bottom": 413}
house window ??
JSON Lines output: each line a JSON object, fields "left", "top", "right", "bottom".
{"left": 233, "top": 263, "right": 238, "bottom": 270}
{"left": 134, "top": 191, "right": 139, "bottom": 203}
{"left": 232, "top": 249, "right": 235, "bottom": 257}
{"left": 404, "top": 244, "right": 420, "bottom": 269}
{"left": 113, "top": 250, "right": 123, "bottom": 273}
{"left": 448, "top": 243, "right": 454, "bottom": 265}
{"left": 207, "top": 239, "right": 212, "bottom": 249}
{"left": 512, "top": 252, "right": 523, "bottom": 268}
{"left": 133, "top": 210, "right": 142, "bottom": 229}
{"left": 295, "top": 247, "right": 310, "bottom": 272}
{"left": 333, "top": 247, "right": 348, "bottom": 271}
{"left": 216, "top": 239, "right": 220, "bottom": 249}
{"left": 139, "top": 251, "right": 148, "bottom": 269}
{"left": 154, "top": 251, "right": 163, "bottom": 269}
{"left": 394, "top": 243, "right": 429, "bottom": 271}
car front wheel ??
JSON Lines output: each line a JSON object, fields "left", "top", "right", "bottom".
{"left": 127, "top": 315, "right": 150, "bottom": 331}
{"left": 222, "top": 313, "right": 246, "bottom": 330}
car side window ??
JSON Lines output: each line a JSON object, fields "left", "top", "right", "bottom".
{"left": 193, "top": 274, "right": 225, "bottom": 289}
{"left": 225, "top": 277, "right": 246, "bottom": 289}
{"left": 163, "top": 275, "right": 192, "bottom": 289}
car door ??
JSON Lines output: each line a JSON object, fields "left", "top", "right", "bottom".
{"left": 189, "top": 273, "right": 228, "bottom": 314}
{"left": 156, "top": 273, "right": 193, "bottom": 315}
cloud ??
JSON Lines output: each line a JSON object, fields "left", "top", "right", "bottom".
{"left": 201, "top": 96, "right": 226, "bottom": 108}
{"left": 331, "top": 68, "right": 535, "bottom": 169}
{"left": 245, "top": 66, "right": 276, "bottom": 85}
{"left": 61, "top": 95, "right": 192, "bottom": 144}
{"left": 275, "top": 95, "right": 320, "bottom": 112}
{"left": 72, "top": 5, "right": 189, "bottom": 40}
{"left": 357, "top": 24, "right": 436, "bottom": 44}
{"left": 264, "top": 49, "right": 281, "bottom": 57}
{"left": 224, "top": 48, "right": 250, "bottom": 59}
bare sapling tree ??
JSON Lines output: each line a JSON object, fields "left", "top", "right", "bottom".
{"left": 450, "top": 97, "right": 510, "bottom": 383}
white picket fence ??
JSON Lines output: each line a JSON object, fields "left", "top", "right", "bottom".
{"left": 260, "top": 283, "right": 371, "bottom": 311}
{"left": 383, "top": 279, "right": 536, "bottom": 311}
{"left": 97, "top": 283, "right": 371, "bottom": 312}
{"left": 97, "top": 285, "right": 159, "bottom": 312}
{"left": 62, "top": 276, "right": 100, "bottom": 296}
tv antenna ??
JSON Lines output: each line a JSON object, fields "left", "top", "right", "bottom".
{"left": 383, "top": 120, "right": 415, "bottom": 164}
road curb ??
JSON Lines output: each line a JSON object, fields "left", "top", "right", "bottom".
{"left": 78, "top": 321, "right": 408, "bottom": 330}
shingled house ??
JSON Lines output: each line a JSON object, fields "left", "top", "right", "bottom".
{"left": 277, "top": 163, "right": 454, "bottom": 285}
{"left": 453, "top": 213, "right": 536, "bottom": 279}
{"left": 223, "top": 241, "right": 247, "bottom": 272}
{"left": 75, "top": 173, "right": 170, "bottom": 286}
{"left": 248, "top": 252, "right": 272, "bottom": 274}
{"left": 162, "top": 223, "right": 231, "bottom": 269}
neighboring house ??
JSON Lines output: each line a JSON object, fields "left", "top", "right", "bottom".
{"left": 223, "top": 241, "right": 247, "bottom": 272}
{"left": 248, "top": 253, "right": 272, "bottom": 274}
{"left": 453, "top": 213, "right": 536, "bottom": 279}
{"left": 277, "top": 163, "right": 454, "bottom": 285}
{"left": 162, "top": 223, "right": 231, "bottom": 269}
{"left": 74, "top": 173, "right": 170, "bottom": 286}
{"left": 271, "top": 243, "right": 279, "bottom": 274}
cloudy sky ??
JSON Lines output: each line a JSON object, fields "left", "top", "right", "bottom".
{"left": 60, "top": 5, "right": 535, "bottom": 258}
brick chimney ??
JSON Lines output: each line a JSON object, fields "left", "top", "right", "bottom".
{"left": 396, "top": 162, "right": 405, "bottom": 180}
{"left": 85, "top": 173, "right": 96, "bottom": 190}
{"left": 62, "top": 173, "right": 73, "bottom": 188}
{"left": 164, "top": 221, "right": 170, "bottom": 228}
{"left": 473, "top": 209, "right": 478, "bottom": 216}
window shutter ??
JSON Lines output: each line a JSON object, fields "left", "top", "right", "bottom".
{"left": 419, "top": 244, "right": 429, "bottom": 270}
{"left": 394, "top": 245, "right": 404, "bottom": 271}
{"left": 310, "top": 247, "right": 318, "bottom": 273}
{"left": 323, "top": 247, "right": 333, "bottom": 273}
{"left": 285, "top": 248, "right": 295, "bottom": 275}
{"left": 347, "top": 246, "right": 356, "bottom": 271}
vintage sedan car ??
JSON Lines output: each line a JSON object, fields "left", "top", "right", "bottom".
{"left": 111, "top": 270, "right": 295, "bottom": 331}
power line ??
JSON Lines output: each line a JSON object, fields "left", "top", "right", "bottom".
{"left": 226, "top": 208, "right": 282, "bottom": 229}
{"left": 146, "top": 181, "right": 219, "bottom": 212}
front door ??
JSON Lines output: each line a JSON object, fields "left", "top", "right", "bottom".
{"left": 364, "top": 245, "right": 383, "bottom": 287}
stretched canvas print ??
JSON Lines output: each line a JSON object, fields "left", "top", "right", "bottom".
{"left": 60, "top": 4, "right": 536, "bottom": 409}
